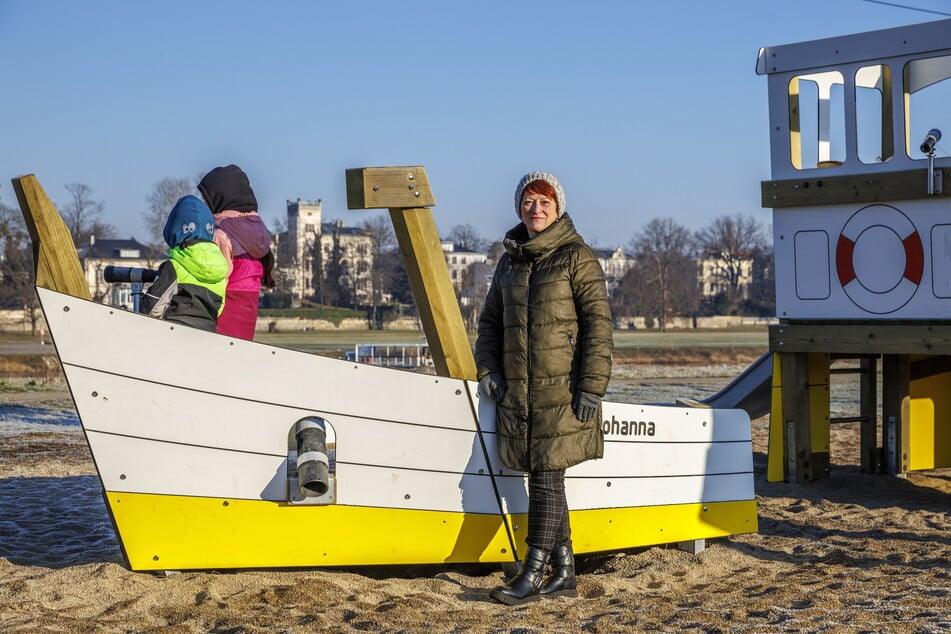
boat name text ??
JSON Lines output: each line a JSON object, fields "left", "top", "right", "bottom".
{"left": 601, "top": 415, "right": 655, "bottom": 437}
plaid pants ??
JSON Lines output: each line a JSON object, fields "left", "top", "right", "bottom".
{"left": 526, "top": 469, "right": 571, "bottom": 551}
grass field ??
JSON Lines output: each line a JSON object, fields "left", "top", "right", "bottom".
{"left": 0, "top": 325, "right": 771, "bottom": 373}
{"left": 253, "top": 327, "right": 768, "bottom": 348}
{"left": 254, "top": 326, "right": 770, "bottom": 364}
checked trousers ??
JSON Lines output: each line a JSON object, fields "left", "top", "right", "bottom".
{"left": 526, "top": 469, "right": 571, "bottom": 551}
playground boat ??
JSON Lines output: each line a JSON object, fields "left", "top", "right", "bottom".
{"left": 16, "top": 173, "right": 757, "bottom": 572}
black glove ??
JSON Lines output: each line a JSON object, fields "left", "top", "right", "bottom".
{"left": 479, "top": 372, "right": 507, "bottom": 402}
{"left": 573, "top": 390, "right": 601, "bottom": 422}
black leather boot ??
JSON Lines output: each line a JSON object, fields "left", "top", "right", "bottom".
{"left": 539, "top": 541, "right": 577, "bottom": 598}
{"left": 490, "top": 547, "right": 549, "bottom": 605}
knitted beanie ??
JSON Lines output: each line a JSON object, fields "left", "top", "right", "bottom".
{"left": 163, "top": 195, "right": 216, "bottom": 247}
{"left": 514, "top": 171, "right": 567, "bottom": 219}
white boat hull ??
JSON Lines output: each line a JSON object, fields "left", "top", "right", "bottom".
{"left": 40, "top": 287, "right": 757, "bottom": 571}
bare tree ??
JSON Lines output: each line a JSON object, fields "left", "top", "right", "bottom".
{"left": 309, "top": 230, "right": 324, "bottom": 305}
{"left": 323, "top": 230, "right": 354, "bottom": 308}
{"left": 610, "top": 266, "right": 643, "bottom": 324}
{"left": 258, "top": 219, "right": 296, "bottom": 308}
{"left": 89, "top": 220, "right": 118, "bottom": 241}
{"left": 745, "top": 243, "right": 776, "bottom": 316}
{"left": 267, "top": 263, "right": 297, "bottom": 308}
{"left": 377, "top": 248, "right": 413, "bottom": 307}
{"left": 0, "top": 196, "right": 41, "bottom": 330}
{"left": 360, "top": 215, "right": 396, "bottom": 328}
{"left": 695, "top": 214, "right": 768, "bottom": 313}
{"left": 447, "top": 223, "right": 486, "bottom": 252}
{"left": 629, "top": 218, "right": 698, "bottom": 332}
{"left": 458, "top": 259, "right": 493, "bottom": 331}
{"left": 62, "top": 183, "right": 114, "bottom": 245}
{"left": 145, "top": 177, "right": 194, "bottom": 247}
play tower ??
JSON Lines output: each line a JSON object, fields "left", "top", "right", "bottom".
{"left": 758, "top": 18, "right": 951, "bottom": 481}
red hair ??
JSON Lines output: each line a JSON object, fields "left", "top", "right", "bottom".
{"left": 521, "top": 180, "right": 558, "bottom": 212}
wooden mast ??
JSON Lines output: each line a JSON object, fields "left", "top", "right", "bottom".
{"left": 12, "top": 174, "right": 91, "bottom": 300}
{"left": 346, "top": 166, "right": 477, "bottom": 381}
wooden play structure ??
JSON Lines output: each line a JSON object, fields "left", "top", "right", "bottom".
{"left": 13, "top": 168, "right": 756, "bottom": 572}
{"left": 758, "top": 19, "right": 951, "bottom": 481}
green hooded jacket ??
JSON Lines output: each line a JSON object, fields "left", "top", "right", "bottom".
{"left": 475, "top": 214, "right": 614, "bottom": 472}
{"left": 141, "top": 240, "right": 229, "bottom": 332}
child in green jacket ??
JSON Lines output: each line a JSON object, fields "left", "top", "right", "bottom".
{"left": 140, "top": 195, "right": 229, "bottom": 332}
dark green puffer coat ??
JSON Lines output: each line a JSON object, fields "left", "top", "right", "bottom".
{"left": 475, "top": 214, "right": 613, "bottom": 472}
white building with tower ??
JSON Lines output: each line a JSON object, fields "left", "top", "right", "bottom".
{"left": 278, "top": 198, "right": 373, "bottom": 303}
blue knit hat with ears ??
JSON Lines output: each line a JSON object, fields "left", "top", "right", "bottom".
{"left": 163, "top": 195, "right": 216, "bottom": 247}
{"left": 514, "top": 171, "right": 567, "bottom": 219}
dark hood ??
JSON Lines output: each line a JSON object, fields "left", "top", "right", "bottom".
{"left": 197, "top": 164, "right": 258, "bottom": 214}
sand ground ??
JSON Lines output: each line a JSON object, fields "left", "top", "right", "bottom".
{"left": 0, "top": 372, "right": 949, "bottom": 633}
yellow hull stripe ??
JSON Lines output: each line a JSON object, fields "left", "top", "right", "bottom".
{"left": 106, "top": 492, "right": 757, "bottom": 571}
{"left": 557, "top": 499, "right": 757, "bottom": 555}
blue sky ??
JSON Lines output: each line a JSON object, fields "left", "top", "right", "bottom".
{"left": 2, "top": 0, "right": 949, "bottom": 249}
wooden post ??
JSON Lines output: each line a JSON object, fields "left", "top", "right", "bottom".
{"left": 859, "top": 357, "right": 879, "bottom": 473}
{"left": 12, "top": 174, "right": 91, "bottom": 300}
{"left": 345, "top": 166, "right": 476, "bottom": 381}
{"left": 781, "top": 352, "right": 811, "bottom": 481}
{"left": 882, "top": 354, "right": 910, "bottom": 476}
{"left": 807, "top": 353, "right": 831, "bottom": 480}
{"left": 767, "top": 352, "right": 786, "bottom": 482}
{"left": 776, "top": 351, "right": 830, "bottom": 481}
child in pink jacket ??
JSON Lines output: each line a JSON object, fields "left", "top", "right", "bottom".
{"left": 198, "top": 164, "right": 274, "bottom": 340}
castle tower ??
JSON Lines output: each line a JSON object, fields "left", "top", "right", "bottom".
{"left": 286, "top": 198, "right": 323, "bottom": 300}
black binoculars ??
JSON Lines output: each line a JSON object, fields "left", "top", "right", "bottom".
{"left": 103, "top": 266, "right": 158, "bottom": 284}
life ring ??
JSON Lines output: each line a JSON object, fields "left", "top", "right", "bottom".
{"left": 835, "top": 205, "right": 923, "bottom": 314}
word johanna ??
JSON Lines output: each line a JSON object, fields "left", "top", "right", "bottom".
{"left": 601, "top": 415, "right": 655, "bottom": 437}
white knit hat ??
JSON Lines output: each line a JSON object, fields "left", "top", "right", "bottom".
{"left": 514, "top": 171, "right": 567, "bottom": 219}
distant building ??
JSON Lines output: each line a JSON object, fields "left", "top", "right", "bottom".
{"left": 594, "top": 247, "right": 635, "bottom": 294}
{"left": 441, "top": 240, "right": 488, "bottom": 287}
{"left": 697, "top": 251, "right": 754, "bottom": 300}
{"left": 440, "top": 240, "right": 491, "bottom": 309}
{"left": 277, "top": 199, "right": 373, "bottom": 303}
{"left": 77, "top": 236, "right": 162, "bottom": 309}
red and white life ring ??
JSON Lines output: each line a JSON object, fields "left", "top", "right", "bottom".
{"left": 835, "top": 205, "right": 923, "bottom": 314}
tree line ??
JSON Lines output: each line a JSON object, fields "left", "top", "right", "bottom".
{"left": 0, "top": 179, "right": 774, "bottom": 333}
{"left": 451, "top": 215, "right": 774, "bottom": 334}
{"left": 614, "top": 214, "right": 774, "bottom": 331}
{"left": 0, "top": 178, "right": 199, "bottom": 325}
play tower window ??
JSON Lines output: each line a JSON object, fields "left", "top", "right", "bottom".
{"left": 856, "top": 65, "right": 893, "bottom": 165}
{"left": 904, "top": 54, "right": 951, "bottom": 159}
{"left": 787, "top": 71, "right": 845, "bottom": 169}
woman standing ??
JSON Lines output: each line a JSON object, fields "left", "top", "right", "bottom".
{"left": 475, "top": 171, "right": 613, "bottom": 605}
{"left": 197, "top": 164, "right": 274, "bottom": 340}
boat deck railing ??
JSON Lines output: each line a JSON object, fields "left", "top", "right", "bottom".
{"left": 344, "top": 343, "right": 434, "bottom": 369}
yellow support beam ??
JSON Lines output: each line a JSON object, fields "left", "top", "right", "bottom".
{"left": 12, "top": 174, "right": 90, "bottom": 300}
{"left": 768, "top": 353, "right": 785, "bottom": 482}
{"left": 346, "top": 166, "right": 476, "bottom": 380}
{"left": 768, "top": 351, "right": 830, "bottom": 482}
{"left": 346, "top": 166, "right": 436, "bottom": 209}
